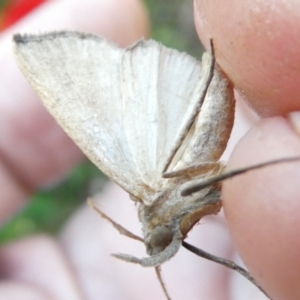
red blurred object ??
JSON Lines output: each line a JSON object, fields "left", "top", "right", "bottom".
{"left": 0, "top": 0, "right": 46, "bottom": 30}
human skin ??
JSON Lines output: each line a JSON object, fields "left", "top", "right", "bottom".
{"left": 0, "top": 0, "right": 299, "bottom": 299}
{"left": 194, "top": 0, "right": 300, "bottom": 299}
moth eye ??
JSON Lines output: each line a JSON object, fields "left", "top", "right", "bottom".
{"left": 149, "top": 225, "right": 173, "bottom": 249}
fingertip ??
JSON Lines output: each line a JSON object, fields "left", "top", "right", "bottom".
{"left": 0, "top": 235, "right": 81, "bottom": 299}
{"left": 194, "top": 0, "right": 300, "bottom": 116}
{"left": 3, "top": 0, "right": 149, "bottom": 45}
{"left": 223, "top": 117, "right": 300, "bottom": 299}
{"left": 63, "top": 0, "right": 150, "bottom": 45}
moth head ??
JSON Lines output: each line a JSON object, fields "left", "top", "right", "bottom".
{"left": 148, "top": 225, "right": 173, "bottom": 255}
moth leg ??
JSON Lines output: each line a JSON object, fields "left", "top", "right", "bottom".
{"left": 112, "top": 230, "right": 182, "bottom": 267}
{"left": 87, "top": 198, "right": 143, "bottom": 242}
{"left": 182, "top": 241, "right": 271, "bottom": 299}
{"left": 163, "top": 161, "right": 224, "bottom": 179}
{"left": 155, "top": 266, "right": 171, "bottom": 300}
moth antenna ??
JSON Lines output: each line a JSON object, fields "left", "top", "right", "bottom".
{"left": 209, "top": 38, "right": 215, "bottom": 58}
{"left": 182, "top": 241, "right": 271, "bottom": 299}
{"left": 155, "top": 266, "right": 171, "bottom": 300}
{"left": 181, "top": 156, "right": 300, "bottom": 196}
{"left": 87, "top": 198, "right": 143, "bottom": 242}
{"left": 112, "top": 233, "right": 182, "bottom": 267}
{"left": 162, "top": 38, "right": 216, "bottom": 173}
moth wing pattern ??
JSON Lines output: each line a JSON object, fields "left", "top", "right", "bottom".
{"left": 14, "top": 31, "right": 141, "bottom": 197}
{"left": 119, "top": 40, "right": 216, "bottom": 190}
{"left": 13, "top": 31, "right": 221, "bottom": 204}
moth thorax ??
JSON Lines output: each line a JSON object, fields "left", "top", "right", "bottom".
{"left": 149, "top": 225, "right": 172, "bottom": 253}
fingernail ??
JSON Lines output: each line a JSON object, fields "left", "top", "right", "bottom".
{"left": 288, "top": 111, "right": 300, "bottom": 136}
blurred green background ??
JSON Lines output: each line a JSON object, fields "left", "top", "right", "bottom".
{"left": 0, "top": 0, "right": 205, "bottom": 244}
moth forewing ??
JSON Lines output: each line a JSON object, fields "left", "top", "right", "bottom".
{"left": 13, "top": 32, "right": 142, "bottom": 197}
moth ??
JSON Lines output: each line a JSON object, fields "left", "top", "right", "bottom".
{"left": 13, "top": 31, "right": 297, "bottom": 299}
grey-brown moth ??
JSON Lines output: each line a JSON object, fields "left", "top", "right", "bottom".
{"left": 14, "top": 31, "right": 297, "bottom": 299}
